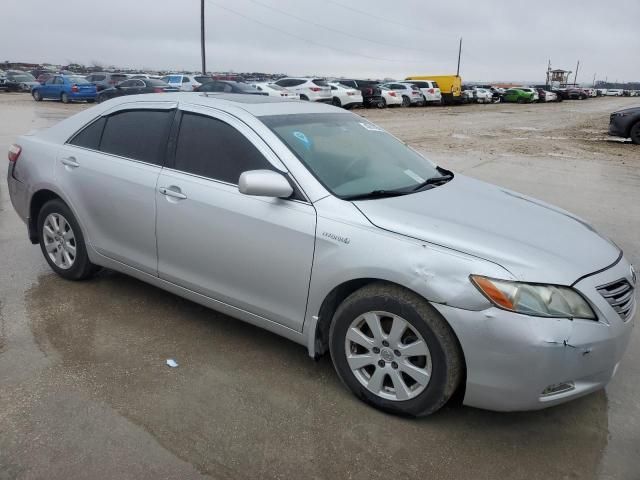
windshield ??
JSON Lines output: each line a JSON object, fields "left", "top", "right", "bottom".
{"left": 235, "top": 83, "right": 259, "bottom": 92}
{"left": 11, "top": 74, "right": 35, "bottom": 82}
{"left": 266, "top": 83, "right": 284, "bottom": 90}
{"left": 68, "top": 76, "right": 90, "bottom": 84}
{"left": 146, "top": 79, "right": 169, "bottom": 86}
{"left": 261, "top": 113, "right": 441, "bottom": 198}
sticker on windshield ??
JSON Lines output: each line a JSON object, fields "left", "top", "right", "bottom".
{"left": 404, "top": 169, "right": 425, "bottom": 183}
{"left": 359, "top": 122, "right": 384, "bottom": 132}
{"left": 292, "top": 131, "right": 313, "bottom": 150}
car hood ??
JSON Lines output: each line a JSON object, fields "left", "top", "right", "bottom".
{"left": 354, "top": 174, "right": 620, "bottom": 285}
{"left": 613, "top": 106, "right": 640, "bottom": 114}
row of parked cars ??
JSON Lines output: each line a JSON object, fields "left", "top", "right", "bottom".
{"left": 3, "top": 68, "right": 638, "bottom": 113}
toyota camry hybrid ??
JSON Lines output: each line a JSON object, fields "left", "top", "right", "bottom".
{"left": 6, "top": 93, "right": 636, "bottom": 416}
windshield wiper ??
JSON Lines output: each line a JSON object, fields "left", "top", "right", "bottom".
{"left": 411, "top": 172, "right": 454, "bottom": 191}
{"left": 342, "top": 189, "right": 410, "bottom": 201}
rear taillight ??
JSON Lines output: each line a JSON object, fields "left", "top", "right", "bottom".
{"left": 8, "top": 144, "right": 21, "bottom": 163}
{"left": 428, "top": 88, "right": 434, "bottom": 94}
{"left": 153, "top": 87, "right": 164, "bottom": 93}
{"left": 389, "top": 92, "right": 396, "bottom": 96}
{"left": 309, "top": 87, "right": 321, "bottom": 92}
{"left": 71, "top": 85, "right": 79, "bottom": 93}
{"left": 347, "top": 91, "right": 356, "bottom": 96}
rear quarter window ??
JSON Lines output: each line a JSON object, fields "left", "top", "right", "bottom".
{"left": 68, "top": 117, "right": 106, "bottom": 150}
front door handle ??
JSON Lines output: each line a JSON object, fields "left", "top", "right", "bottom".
{"left": 61, "top": 157, "right": 80, "bottom": 168}
{"left": 159, "top": 186, "right": 187, "bottom": 200}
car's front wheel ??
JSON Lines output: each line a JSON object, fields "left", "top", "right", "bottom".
{"left": 329, "top": 283, "right": 463, "bottom": 417}
{"left": 37, "top": 199, "right": 99, "bottom": 280}
{"left": 32, "top": 90, "right": 42, "bottom": 101}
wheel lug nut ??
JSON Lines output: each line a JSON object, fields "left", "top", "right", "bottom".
{"left": 391, "top": 361, "right": 398, "bottom": 369}
{"left": 394, "top": 350, "right": 401, "bottom": 357}
{"left": 382, "top": 340, "right": 389, "bottom": 347}
{"left": 378, "top": 360, "right": 385, "bottom": 368}
{"left": 372, "top": 347, "right": 380, "bottom": 354}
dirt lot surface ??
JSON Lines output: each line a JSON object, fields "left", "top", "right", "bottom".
{"left": 0, "top": 93, "right": 638, "bottom": 480}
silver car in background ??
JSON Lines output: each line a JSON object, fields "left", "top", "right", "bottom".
{"left": 7, "top": 93, "right": 635, "bottom": 416}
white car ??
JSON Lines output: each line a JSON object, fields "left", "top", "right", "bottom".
{"left": 541, "top": 90, "right": 558, "bottom": 102}
{"left": 251, "top": 82, "right": 299, "bottom": 100}
{"left": 379, "top": 86, "right": 403, "bottom": 107}
{"left": 474, "top": 88, "right": 493, "bottom": 104}
{"left": 519, "top": 87, "right": 539, "bottom": 102}
{"left": 160, "top": 74, "right": 202, "bottom": 92}
{"left": 400, "top": 80, "right": 441, "bottom": 104}
{"left": 273, "top": 77, "right": 332, "bottom": 102}
{"left": 606, "top": 89, "right": 624, "bottom": 96}
{"left": 381, "top": 82, "right": 424, "bottom": 107}
{"left": 327, "top": 82, "right": 363, "bottom": 109}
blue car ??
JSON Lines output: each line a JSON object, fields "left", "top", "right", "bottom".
{"left": 32, "top": 75, "right": 97, "bottom": 103}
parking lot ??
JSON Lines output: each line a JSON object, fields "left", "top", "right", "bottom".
{"left": 0, "top": 94, "right": 638, "bottom": 479}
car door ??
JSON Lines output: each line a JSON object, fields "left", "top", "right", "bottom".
{"left": 40, "top": 77, "right": 56, "bottom": 98}
{"left": 155, "top": 105, "right": 316, "bottom": 331}
{"left": 56, "top": 102, "right": 177, "bottom": 275}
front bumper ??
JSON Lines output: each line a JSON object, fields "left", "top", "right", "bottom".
{"left": 608, "top": 116, "right": 631, "bottom": 138}
{"left": 433, "top": 257, "right": 635, "bottom": 411}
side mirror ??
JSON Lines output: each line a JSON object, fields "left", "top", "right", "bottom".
{"left": 238, "top": 170, "right": 293, "bottom": 198}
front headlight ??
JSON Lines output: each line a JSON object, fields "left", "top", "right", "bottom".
{"left": 470, "top": 275, "right": 596, "bottom": 320}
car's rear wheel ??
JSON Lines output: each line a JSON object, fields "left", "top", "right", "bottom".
{"left": 630, "top": 122, "right": 640, "bottom": 145}
{"left": 32, "top": 90, "right": 42, "bottom": 101}
{"left": 61, "top": 92, "right": 70, "bottom": 104}
{"left": 37, "top": 199, "right": 99, "bottom": 281}
{"left": 377, "top": 97, "right": 387, "bottom": 109}
{"left": 401, "top": 95, "right": 410, "bottom": 107}
{"left": 332, "top": 97, "right": 342, "bottom": 107}
{"left": 517, "top": 98, "right": 524, "bottom": 104}
{"left": 300, "top": 94, "right": 309, "bottom": 101}
{"left": 329, "top": 283, "right": 463, "bottom": 417}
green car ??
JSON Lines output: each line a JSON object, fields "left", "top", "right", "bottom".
{"left": 503, "top": 88, "right": 535, "bottom": 103}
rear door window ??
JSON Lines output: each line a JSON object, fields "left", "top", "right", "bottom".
{"left": 99, "top": 109, "right": 174, "bottom": 165}
{"left": 173, "top": 112, "right": 273, "bottom": 184}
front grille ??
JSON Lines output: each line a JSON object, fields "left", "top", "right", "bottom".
{"left": 597, "top": 279, "right": 635, "bottom": 321}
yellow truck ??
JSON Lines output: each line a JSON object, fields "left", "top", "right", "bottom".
{"left": 405, "top": 74, "right": 462, "bottom": 104}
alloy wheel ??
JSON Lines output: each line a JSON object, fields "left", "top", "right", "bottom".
{"left": 344, "top": 311, "right": 432, "bottom": 401}
{"left": 42, "top": 213, "right": 77, "bottom": 270}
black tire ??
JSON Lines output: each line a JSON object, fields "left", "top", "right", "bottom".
{"left": 630, "top": 122, "right": 640, "bottom": 145}
{"left": 37, "top": 199, "right": 99, "bottom": 281}
{"left": 332, "top": 96, "right": 342, "bottom": 107}
{"left": 329, "top": 282, "right": 463, "bottom": 417}
{"left": 32, "top": 90, "right": 42, "bottom": 101}
{"left": 300, "top": 94, "right": 309, "bottom": 101}
{"left": 401, "top": 95, "right": 410, "bottom": 107}
{"left": 376, "top": 97, "right": 387, "bottom": 109}
{"left": 517, "top": 98, "right": 525, "bottom": 104}
{"left": 86, "top": 99, "right": 95, "bottom": 104}
{"left": 61, "top": 92, "right": 70, "bottom": 104}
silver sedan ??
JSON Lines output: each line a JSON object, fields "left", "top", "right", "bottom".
{"left": 7, "top": 93, "right": 635, "bottom": 416}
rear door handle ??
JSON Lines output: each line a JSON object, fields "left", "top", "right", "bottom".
{"left": 61, "top": 157, "right": 80, "bottom": 168}
{"left": 159, "top": 186, "right": 187, "bottom": 200}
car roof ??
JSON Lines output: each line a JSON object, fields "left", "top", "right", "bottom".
{"left": 98, "top": 92, "right": 341, "bottom": 117}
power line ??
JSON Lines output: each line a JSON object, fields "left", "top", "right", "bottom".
{"left": 242, "top": 0, "right": 429, "bottom": 55}
{"left": 205, "top": 0, "right": 426, "bottom": 66}
{"left": 324, "top": 0, "right": 425, "bottom": 33}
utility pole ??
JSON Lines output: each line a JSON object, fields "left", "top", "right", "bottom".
{"left": 574, "top": 60, "right": 580, "bottom": 85}
{"left": 546, "top": 59, "right": 551, "bottom": 85}
{"left": 592, "top": 73, "right": 596, "bottom": 87}
{"left": 200, "top": 0, "right": 206, "bottom": 75}
{"left": 456, "top": 37, "right": 462, "bottom": 77}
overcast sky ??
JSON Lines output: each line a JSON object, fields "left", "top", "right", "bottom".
{"left": 3, "top": 0, "right": 638, "bottom": 82}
